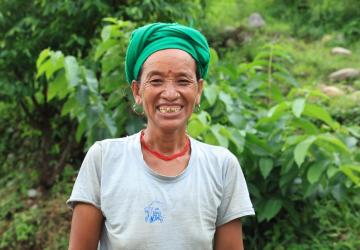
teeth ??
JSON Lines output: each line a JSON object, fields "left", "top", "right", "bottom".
{"left": 159, "top": 106, "right": 181, "bottom": 113}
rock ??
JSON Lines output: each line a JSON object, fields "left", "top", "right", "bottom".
{"left": 350, "top": 91, "right": 360, "bottom": 102}
{"left": 220, "top": 25, "right": 252, "bottom": 47}
{"left": 329, "top": 68, "right": 360, "bottom": 81}
{"left": 321, "top": 34, "right": 333, "bottom": 44}
{"left": 248, "top": 13, "right": 265, "bottom": 29}
{"left": 331, "top": 47, "right": 352, "bottom": 56}
{"left": 27, "top": 189, "right": 38, "bottom": 198}
{"left": 320, "top": 84, "right": 345, "bottom": 97}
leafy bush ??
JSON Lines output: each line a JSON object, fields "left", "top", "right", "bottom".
{"left": 1, "top": 1, "right": 360, "bottom": 249}
{"left": 260, "top": 193, "right": 360, "bottom": 250}
{"left": 35, "top": 15, "right": 360, "bottom": 223}
{"left": 262, "top": 0, "right": 360, "bottom": 42}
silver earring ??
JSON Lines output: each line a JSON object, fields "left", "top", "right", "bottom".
{"left": 132, "top": 103, "right": 144, "bottom": 115}
{"left": 194, "top": 103, "right": 201, "bottom": 113}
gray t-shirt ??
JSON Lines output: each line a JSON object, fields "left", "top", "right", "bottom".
{"left": 67, "top": 132, "right": 254, "bottom": 250}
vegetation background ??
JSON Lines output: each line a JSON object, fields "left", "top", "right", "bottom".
{"left": 0, "top": 0, "right": 359, "bottom": 249}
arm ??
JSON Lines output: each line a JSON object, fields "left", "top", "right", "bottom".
{"left": 68, "top": 203, "right": 104, "bottom": 250}
{"left": 214, "top": 219, "right": 244, "bottom": 250}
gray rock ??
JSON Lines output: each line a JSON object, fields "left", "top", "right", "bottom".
{"left": 331, "top": 47, "right": 352, "bottom": 56}
{"left": 350, "top": 91, "right": 360, "bottom": 102}
{"left": 329, "top": 68, "right": 360, "bottom": 81}
{"left": 27, "top": 189, "right": 38, "bottom": 198}
{"left": 248, "top": 13, "right": 265, "bottom": 29}
{"left": 320, "top": 84, "right": 345, "bottom": 97}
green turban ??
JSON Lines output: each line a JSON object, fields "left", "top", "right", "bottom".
{"left": 125, "top": 22, "right": 210, "bottom": 84}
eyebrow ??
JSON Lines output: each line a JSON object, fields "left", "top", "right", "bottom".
{"left": 146, "top": 70, "right": 194, "bottom": 78}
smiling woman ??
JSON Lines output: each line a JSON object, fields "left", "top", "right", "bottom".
{"left": 67, "top": 23, "right": 255, "bottom": 250}
{"left": 132, "top": 49, "right": 203, "bottom": 134}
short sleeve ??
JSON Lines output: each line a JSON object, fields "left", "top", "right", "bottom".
{"left": 216, "top": 151, "right": 255, "bottom": 227}
{"left": 66, "top": 142, "right": 102, "bottom": 210}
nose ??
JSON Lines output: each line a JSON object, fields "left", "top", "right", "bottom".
{"left": 160, "top": 81, "right": 180, "bottom": 100}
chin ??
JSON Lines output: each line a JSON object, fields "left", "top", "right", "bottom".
{"left": 150, "top": 119, "right": 188, "bottom": 133}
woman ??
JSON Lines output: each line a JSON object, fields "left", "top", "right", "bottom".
{"left": 67, "top": 23, "right": 254, "bottom": 250}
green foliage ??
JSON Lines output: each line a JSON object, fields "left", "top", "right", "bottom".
{"left": 0, "top": 208, "right": 39, "bottom": 249}
{"left": 263, "top": 0, "right": 360, "bottom": 42}
{"left": 189, "top": 44, "right": 360, "bottom": 229}
{"left": 1, "top": 0, "right": 360, "bottom": 249}
{"left": 259, "top": 194, "right": 360, "bottom": 250}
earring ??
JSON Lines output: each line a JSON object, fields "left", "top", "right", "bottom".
{"left": 194, "top": 103, "right": 201, "bottom": 113}
{"left": 132, "top": 102, "right": 144, "bottom": 115}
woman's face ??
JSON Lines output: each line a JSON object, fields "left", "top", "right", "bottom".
{"left": 131, "top": 49, "right": 203, "bottom": 132}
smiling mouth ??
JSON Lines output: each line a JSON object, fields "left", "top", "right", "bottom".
{"left": 157, "top": 106, "right": 182, "bottom": 113}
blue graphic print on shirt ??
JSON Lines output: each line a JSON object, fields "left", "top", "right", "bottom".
{"left": 144, "top": 201, "right": 164, "bottom": 223}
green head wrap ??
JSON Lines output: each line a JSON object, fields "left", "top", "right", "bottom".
{"left": 125, "top": 22, "right": 210, "bottom": 84}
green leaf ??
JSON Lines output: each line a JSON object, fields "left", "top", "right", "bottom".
{"left": 61, "top": 95, "right": 77, "bottom": 117}
{"left": 279, "top": 166, "right": 298, "bottom": 189}
{"left": 226, "top": 128, "right": 245, "bottom": 153}
{"left": 292, "top": 98, "right": 305, "bottom": 118}
{"left": 76, "top": 85, "right": 89, "bottom": 106}
{"left": 303, "top": 103, "right": 339, "bottom": 130}
{"left": 210, "top": 125, "right": 229, "bottom": 147}
{"left": 196, "top": 111, "right": 211, "bottom": 125}
{"left": 204, "top": 130, "right": 218, "bottom": 146}
{"left": 36, "top": 51, "right": 64, "bottom": 80}
{"left": 340, "top": 165, "right": 360, "bottom": 186}
{"left": 47, "top": 72, "right": 68, "bottom": 101}
{"left": 245, "top": 134, "right": 273, "bottom": 156}
{"left": 316, "top": 134, "right": 350, "bottom": 154}
{"left": 259, "top": 158, "right": 274, "bottom": 179}
{"left": 64, "top": 56, "right": 80, "bottom": 87}
{"left": 86, "top": 106, "right": 100, "bottom": 129}
{"left": 307, "top": 162, "right": 325, "bottom": 184}
{"left": 95, "top": 39, "right": 118, "bottom": 60}
{"left": 294, "top": 136, "right": 317, "bottom": 167}
{"left": 262, "top": 199, "right": 282, "bottom": 221}
{"left": 76, "top": 118, "right": 87, "bottom": 142}
{"left": 82, "top": 67, "right": 98, "bottom": 93}
{"left": 203, "top": 83, "right": 218, "bottom": 106}
{"left": 187, "top": 119, "right": 206, "bottom": 138}
{"left": 100, "top": 25, "right": 112, "bottom": 41}
{"left": 327, "top": 165, "right": 339, "bottom": 178}
{"left": 103, "top": 113, "right": 117, "bottom": 136}
{"left": 267, "top": 102, "right": 290, "bottom": 120}
{"left": 218, "top": 91, "right": 233, "bottom": 112}
{"left": 36, "top": 48, "right": 50, "bottom": 69}
{"left": 291, "top": 118, "right": 319, "bottom": 134}
{"left": 209, "top": 48, "right": 219, "bottom": 66}
{"left": 348, "top": 126, "right": 360, "bottom": 138}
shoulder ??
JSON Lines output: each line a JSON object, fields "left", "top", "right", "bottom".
{"left": 94, "top": 132, "right": 139, "bottom": 153}
{"left": 190, "top": 137, "right": 239, "bottom": 169}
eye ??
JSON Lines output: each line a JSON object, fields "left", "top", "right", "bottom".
{"left": 149, "top": 79, "right": 164, "bottom": 86}
{"left": 177, "top": 79, "right": 192, "bottom": 86}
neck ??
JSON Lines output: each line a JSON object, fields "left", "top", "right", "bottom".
{"left": 142, "top": 126, "right": 188, "bottom": 155}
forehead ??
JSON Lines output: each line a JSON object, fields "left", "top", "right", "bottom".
{"left": 141, "top": 49, "right": 196, "bottom": 77}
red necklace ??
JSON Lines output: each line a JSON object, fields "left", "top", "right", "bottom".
{"left": 140, "top": 130, "right": 190, "bottom": 161}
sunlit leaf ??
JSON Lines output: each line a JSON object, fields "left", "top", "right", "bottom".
{"left": 64, "top": 56, "right": 80, "bottom": 87}
{"left": 303, "top": 103, "right": 339, "bottom": 130}
{"left": 292, "top": 98, "right": 305, "bottom": 118}
{"left": 36, "top": 48, "right": 50, "bottom": 69}
{"left": 204, "top": 83, "right": 218, "bottom": 106}
{"left": 294, "top": 136, "right": 317, "bottom": 167}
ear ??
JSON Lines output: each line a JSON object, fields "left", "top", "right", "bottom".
{"left": 195, "top": 79, "right": 204, "bottom": 104}
{"left": 131, "top": 80, "right": 142, "bottom": 104}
